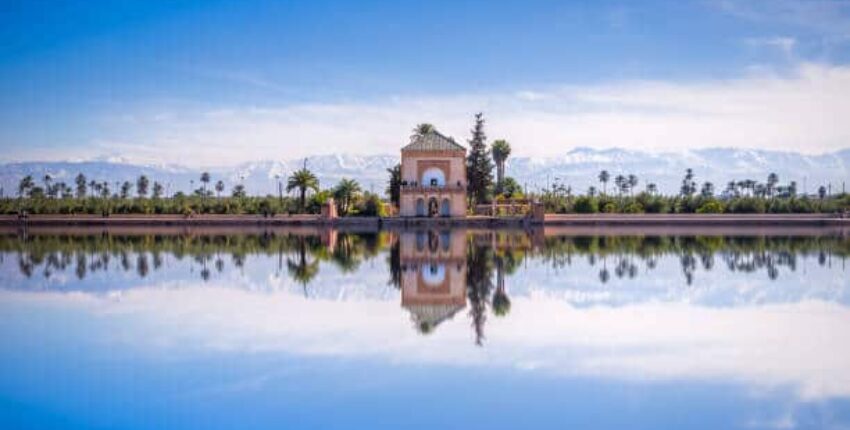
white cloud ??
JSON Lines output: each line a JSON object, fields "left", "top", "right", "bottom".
{"left": 33, "top": 63, "right": 850, "bottom": 167}
{"left": 4, "top": 288, "right": 850, "bottom": 402}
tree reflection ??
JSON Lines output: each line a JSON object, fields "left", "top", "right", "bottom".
{"left": 466, "top": 240, "right": 494, "bottom": 346}
{"left": 287, "top": 236, "right": 321, "bottom": 296}
{"left": 2, "top": 230, "right": 847, "bottom": 294}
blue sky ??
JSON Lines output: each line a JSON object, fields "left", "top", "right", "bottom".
{"left": 1, "top": 0, "right": 850, "bottom": 166}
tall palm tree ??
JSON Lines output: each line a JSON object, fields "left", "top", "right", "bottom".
{"left": 598, "top": 170, "right": 610, "bottom": 195}
{"left": 410, "top": 123, "right": 435, "bottom": 141}
{"left": 614, "top": 174, "right": 627, "bottom": 196}
{"left": 287, "top": 161, "right": 319, "bottom": 212}
{"left": 200, "top": 172, "right": 211, "bottom": 199}
{"left": 333, "top": 178, "right": 361, "bottom": 216}
{"left": 136, "top": 175, "right": 149, "bottom": 198}
{"left": 491, "top": 139, "right": 511, "bottom": 191}
{"left": 43, "top": 174, "right": 54, "bottom": 198}
{"left": 627, "top": 174, "right": 638, "bottom": 197}
{"left": 215, "top": 180, "right": 225, "bottom": 198}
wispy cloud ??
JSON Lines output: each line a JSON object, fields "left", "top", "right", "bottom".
{"left": 8, "top": 63, "right": 849, "bottom": 167}
{"left": 5, "top": 287, "right": 850, "bottom": 402}
{"left": 745, "top": 36, "right": 797, "bottom": 57}
{"left": 713, "top": 0, "right": 850, "bottom": 36}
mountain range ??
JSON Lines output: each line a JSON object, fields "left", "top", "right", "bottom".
{"left": 1, "top": 147, "right": 847, "bottom": 197}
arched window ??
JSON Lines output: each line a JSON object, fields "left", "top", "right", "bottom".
{"left": 440, "top": 231, "right": 451, "bottom": 251}
{"left": 440, "top": 198, "right": 451, "bottom": 217}
{"left": 415, "top": 198, "right": 426, "bottom": 217}
{"left": 421, "top": 263, "right": 446, "bottom": 286}
{"left": 421, "top": 167, "right": 445, "bottom": 187}
{"left": 415, "top": 231, "right": 426, "bottom": 251}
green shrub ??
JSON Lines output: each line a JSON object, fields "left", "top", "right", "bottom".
{"left": 352, "top": 193, "right": 387, "bottom": 217}
{"left": 622, "top": 201, "right": 644, "bottom": 213}
{"left": 727, "top": 197, "right": 766, "bottom": 214}
{"left": 767, "top": 199, "right": 791, "bottom": 213}
{"left": 641, "top": 196, "right": 669, "bottom": 213}
{"left": 675, "top": 197, "right": 699, "bottom": 213}
{"left": 573, "top": 196, "right": 598, "bottom": 213}
{"left": 696, "top": 200, "right": 724, "bottom": 214}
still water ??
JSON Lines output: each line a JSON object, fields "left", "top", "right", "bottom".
{"left": 1, "top": 226, "right": 849, "bottom": 429}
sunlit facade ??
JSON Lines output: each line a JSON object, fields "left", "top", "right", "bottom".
{"left": 399, "top": 131, "right": 467, "bottom": 217}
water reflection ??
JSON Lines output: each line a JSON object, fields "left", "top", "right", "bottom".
{"left": 2, "top": 227, "right": 848, "bottom": 345}
{"left": 6, "top": 229, "right": 847, "bottom": 285}
{"left": 2, "top": 227, "right": 850, "bottom": 428}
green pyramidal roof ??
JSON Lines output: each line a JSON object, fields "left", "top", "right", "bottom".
{"left": 402, "top": 131, "right": 466, "bottom": 152}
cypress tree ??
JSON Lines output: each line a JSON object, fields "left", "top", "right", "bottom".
{"left": 466, "top": 112, "right": 494, "bottom": 205}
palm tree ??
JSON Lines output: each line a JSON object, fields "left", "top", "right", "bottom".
{"left": 200, "top": 172, "right": 211, "bottom": 199}
{"left": 231, "top": 184, "right": 246, "bottom": 198}
{"left": 152, "top": 182, "right": 164, "bottom": 199}
{"left": 741, "top": 180, "right": 753, "bottom": 196}
{"left": 136, "top": 175, "right": 149, "bottom": 198}
{"left": 646, "top": 183, "right": 657, "bottom": 195}
{"left": 681, "top": 169, "right": 696, "bottom": 197}
{"left": 120, "top": 181, "right": 132, "bottom": 199}
{"left": 42, "top": 174, "right": 53, "bottom": 198}
{"left": 701, "top": 182, "right": 715, "bottom": 198}
{"left": 18, "top": 175, "right": 34, "bottom": 198}
{"left": 491, "top": 139, "right": 511, "bottom": 191}
{"left": 726, "top": 181, "right": 738, "bottom": 197}
{"left": 767, "top": 173, "right": 779, "bottom": 197}
{"left": 287, "top": 160, "right": 319, "bottom": 212}
{"left": 627, "top": 174, "right": 638, "bottom": 197}
{"left": 614, "top": 175, "right": 627, "bottom": 196}
{"left": 75, "top": 173, "right": 87, "bottom": 199}
{"left": 215, "top": 180, "right": 225, "bottom": 198}
{"left": 333, "top": 178, "right": 361, "bottom": 216}
{"left": 410, "top": 123, "right": 435, "bottom": 141}
{"left": 598, "top": 170, "right": 610, "bottom": 195}
{"left": 57, "top": 182, "right": 71, "bottom": 198}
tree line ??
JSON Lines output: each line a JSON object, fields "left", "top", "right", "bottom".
{"left": 542, "top": 168, "right": 849, "bottom": 214}
{"left": 5, "top": 165, "right": 385, "bottom": 217}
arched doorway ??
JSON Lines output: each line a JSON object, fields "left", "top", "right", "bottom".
{"left": 415, "top": 198, "right": 426, "bottom": 217}
{"left": 428, "top": 198, "right": 439, "bottom": 217}
{"left": 440, "top": 198, "right": 451, "bottom": 217}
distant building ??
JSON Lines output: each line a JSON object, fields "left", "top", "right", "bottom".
{"left": 399, "top": 131, "right": 467, "bottom": 217}
{"left": 399, "top": 230, "right": 467, "bottom": 334}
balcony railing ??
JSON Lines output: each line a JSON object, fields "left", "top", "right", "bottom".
{"left": 401, "top": 183, "right": 466, "bottom": 193}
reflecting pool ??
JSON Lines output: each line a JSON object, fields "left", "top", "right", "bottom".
{"left": 1, "top": 226, "right": 849, "bottom": 429}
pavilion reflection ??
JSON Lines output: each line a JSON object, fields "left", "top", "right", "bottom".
{"left": 398, "top": 230, "right": 468, "bottom": 334}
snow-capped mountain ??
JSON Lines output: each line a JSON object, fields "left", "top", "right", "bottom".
{"left": 1, "top": 148, "right": 847, "bottom": 197}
